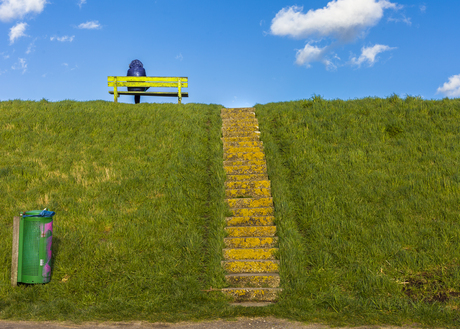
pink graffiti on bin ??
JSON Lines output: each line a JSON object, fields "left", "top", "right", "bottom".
{"left": 42, "top": 221, "right": 53, "bottom": 280}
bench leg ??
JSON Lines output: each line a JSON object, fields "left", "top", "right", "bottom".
{"left": 178, "top": 78, "right": 182, "bottom": 104}
{"left": 135, "top": 95, "right": 140, "bottom": 104}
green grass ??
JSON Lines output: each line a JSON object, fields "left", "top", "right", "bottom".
{"left": 255, "top": 96, "right": 460, "bottom": 327}
{"left": 1, "top": 97, "right": 460, "bottom": 327}
{"left": 0, "top": 100, "right": 231, "bottom": 322}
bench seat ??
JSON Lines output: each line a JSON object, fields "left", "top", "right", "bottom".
{"left": 109, "top": 91, "right": 189, "bottom": 98}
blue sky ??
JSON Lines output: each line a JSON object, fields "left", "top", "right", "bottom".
{"left": 1, "top": 0, "right": 459, "bottom": 107}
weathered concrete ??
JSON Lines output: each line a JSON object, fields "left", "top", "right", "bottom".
{"left": 226, "top": 216, "right": 275, "bottom": 227}
{"left": 225, "top": 226, "right": 276, "bottom": 237}
{"left": 223, "top": 248, "right": 277, "bottom": 260}
{"left": 224, "top": 237, "right": 278, "bottom": 248}
{"left": 222, "top": 260, "right": 279, "bottom": 273}
{"left": 226, "top": 273, "right": 281, "bottom": 288}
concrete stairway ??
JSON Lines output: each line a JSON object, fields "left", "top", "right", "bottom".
{"left": 221, "top": 107, "right": 281, "bottom": 304}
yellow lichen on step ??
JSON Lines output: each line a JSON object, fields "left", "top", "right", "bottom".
{"left": 225, "top": 174, "right": 268, "bottom": 182}
{"left": 231, "top": 207, "right": 274, "bottom": 217}
{"left": 221, "top": 288, "right": 281, "bottom": 302}
{"left": 225, "top": 226, "right": 276, "bottom": 237}
{"left": 222, "top": 126, "right": 258, "bottom": 133}
{"left": 222, "top": 260, "right": 279, "bottom": 273}
{"left": 226, "top": 216, "right": 275, "bottom": 227}
{"left": 224, "top": 165, "right": 267, "bottom": 175}
{"left": 225, "top": 274, "right": 280, "bottom": 288}
{"left": 224, "top": 152, "right": 265, "bottom": 161}
{"left": 226, "top": 197, "right": 273, "bottom": 209}
{"left": 225, "top": 180, "right": 271, "bottom": 190}
{"left": 222, "top": 136, "right": 260, "bottom": 143}
{"left": 221, "top": 131, "right": 260, "bottom": 138}
{"left": 221, "top": 112, "right": 255, "bottom": 118}
{"left": 224, "top": 146, "right": 263, "bottom": 154}
{"left": 224, "top": 237, "right": 278, "bottom": 248}
{"left": 223, "top": 141, "right": 263, "bottom": 148}
{"left": 222, "top": 120, "right": 259, "bottom": 127}
{"left": 223, "top": 248, "right": 277, "bottom": 260}
{"left": 225, "top": 188, "right": 271, "bottom": 199}
{"left": 223, "top": 159, "right": 266, "bottom": 167}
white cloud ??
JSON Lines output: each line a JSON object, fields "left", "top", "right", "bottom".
{"left": 26, "top": 37, "right": 36, "bottom": 53}
{"left": 271, "top": 0, "right": 398, "bottom": 42}
{"left": 388, "top": 14, "right": 411, "bottom": 25}
{"left": 351, "top": 44, "right": 396, "bottom": 67}
{"left": 437, "top": 74, "right": 460, "bottom": 97}
{"left": 175, "top": 53, "right": 183, "bottom": 61}
{"left": 77, "top": 20, "right": 101, "bottom": 29}
{"left": 50, "top": 35, "right": 75, "bottom": 42}
{"left": 270, "top": 0, "right": 401, "bottom": 69}
{"left": 296, "top": 43, "right": 328, "bottom": 67}
{"left": 420, "top": 4, "right": 426, "bottom": 13}
{"left": 11, "top": 57, "right": 27, "bottom": 73}
{"left": 0, "top": 0, "right": 47, "bottom": 22}
{"left": 78, "top": 0, "right": 86, "bottom": 8}
{"left": 9, "top": 21, "right": 28, "bottom": 44}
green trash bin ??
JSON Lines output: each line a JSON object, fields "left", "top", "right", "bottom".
{"left": 17, "top": 210, "right": 55, "bottom": 284}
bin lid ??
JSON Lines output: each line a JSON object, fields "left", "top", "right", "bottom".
{"left": 22, "top": 210, "right": 55, "bottom": 218}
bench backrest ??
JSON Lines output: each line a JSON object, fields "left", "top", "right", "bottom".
{"left": 107, "top": 76, "right": 188, "bottom": 88}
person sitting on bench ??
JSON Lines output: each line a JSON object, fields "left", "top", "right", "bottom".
{"left": 127, "top": 59, "right": 148, "bottom": 104}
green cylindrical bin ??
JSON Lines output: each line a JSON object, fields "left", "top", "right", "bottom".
{"left": 17, "top": 210, "right": 54, "bottom": 284}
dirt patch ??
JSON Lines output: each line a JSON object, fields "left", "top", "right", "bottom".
{"left": 0, "top": 317, "right": 426, "bottom": 329}
{"left": 402, "top": 265, "right": 460, "bottom": 303}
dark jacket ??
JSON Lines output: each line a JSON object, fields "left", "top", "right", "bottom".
{"left": 127, "top": 60, "right": 147, "bottom": 91}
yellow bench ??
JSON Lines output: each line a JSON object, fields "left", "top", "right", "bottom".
{"left": 108, "top": 76, "right": 188, "bottom": 104}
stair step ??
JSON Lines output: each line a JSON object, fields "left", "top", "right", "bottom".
{"left": 222, "top": 119, "right": 259, "bottom": 127}
{"left": 226, "top": 216, "right": 275, "bottom": 227}
{"left": 222, "top": 136, "right": 260, "bottom": 143}
{"left": 221, "top": 108, "right": 255, "bottom": 114}
{"left": 223, "top": 248, "right": 278, "bottom": 260}
{"left": 222, "top": 126, "right": 258, "bottom": 133}
{"left": 225, "top": 273, "right": 280, "bottom": 288}
{"left": 230, "top": 207, "right": 274, "bottom": 217}
{"left": 224, "top": 152, "right": 265, "bottom": 161}
{"left": 222, "top": 131, "right": 261, "bottom": 138}
{"left": 221, "top": 114, "right": 256, "bottom": 121}
{"left": 226, "top": 188, "right": 271, "bottom": 199}
{"left": 227, "top": 197, "right": 273, "bottom": 209}
{"left": 224, "top": 146, "right": 263, "bottom": 153}
{"left": 225, "top": 180, "right": 270, "bottom": 189}
{"left": 224, "top": 165, "right": 267, "bottom": 175}
{"left": 223, "top": 141, "right": 263, "bottom": 148}
{"left": 226, "top": 174, "right": 268, "bottom": 182}
{"left": 221, "top": 111, "right": 255, "bottom": 118}
{"left": 223, "top": 159, "right": 266, "bottom": 167}
{"left": 225, "top": 225, "right": 276, "bottom": 237}
{"left": 224, "top": 237, "right": 278, "bottom": 248}
{"left": 222, "top": 260, "right": 279, "bottom": 273}
{"left": 222, "top": 288, "right": 281, "bottom": 302}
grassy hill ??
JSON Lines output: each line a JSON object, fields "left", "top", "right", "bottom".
{"left": 255, "top": 96, "right": 460, "bottom": 326}
{"left": 1, "top": 97, "right": 459, "bottom": 326}
{"left": 0, "top": 100, "right": 230, "bottom": 322}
